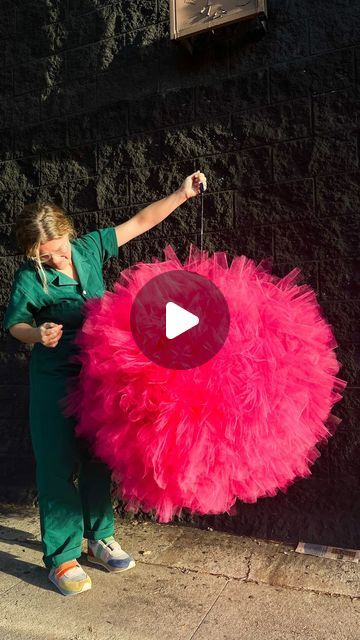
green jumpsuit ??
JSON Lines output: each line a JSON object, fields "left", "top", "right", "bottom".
{"left": 4, "top": 227, "right": 119, "bottom": 568}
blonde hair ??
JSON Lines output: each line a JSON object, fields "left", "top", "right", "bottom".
{"left": 16, "top": 202, "right": 76, "bottom": 291}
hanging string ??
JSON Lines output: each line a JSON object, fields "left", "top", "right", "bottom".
{"left": 200, "top": 182, "right": 204, "bottom": 253}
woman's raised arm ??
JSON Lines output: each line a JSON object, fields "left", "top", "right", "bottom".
{"left": 114, "top": 171, "right": 206, "bottom": 248}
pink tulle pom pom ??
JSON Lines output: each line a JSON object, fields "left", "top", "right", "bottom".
{"left": 67, "top": 245, "right": 346, "bottom": 522}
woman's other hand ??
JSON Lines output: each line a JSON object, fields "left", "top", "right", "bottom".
{"left": 37, "top": 322, "right": 63, "bottom": 348}
{"left": 180, "top": 171, "right": 207, "bottom": 200}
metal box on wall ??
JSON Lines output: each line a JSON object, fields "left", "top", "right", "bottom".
{"left": 170, "top": 0, "right": 268, "bottom": 40}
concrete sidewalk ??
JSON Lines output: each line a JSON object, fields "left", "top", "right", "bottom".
{"left": 0, "top": 505, "right": 359, "bottom": 640}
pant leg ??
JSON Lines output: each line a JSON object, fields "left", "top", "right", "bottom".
{"left": 30, "top": 375, "right": 84, "bottom": 569}
{"left": 77, "top": 440, "right": 114, "bottom": 541}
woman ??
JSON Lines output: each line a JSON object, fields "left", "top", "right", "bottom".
{"left": 4, "top": 171, "right": 206, "bottom": 596}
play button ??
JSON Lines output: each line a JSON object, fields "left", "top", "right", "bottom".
{"left": 166, "top": 302, "right": 199, "bottom": 339}
{"left": 130, "top": 270, "right": 230, "bottom": 370}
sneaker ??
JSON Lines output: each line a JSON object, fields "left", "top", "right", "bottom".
{"left": 87, "top": 536, "right": 135, "bottom": 573}
{"left": 49, "top": 560, "right": 92, "bottom": 596}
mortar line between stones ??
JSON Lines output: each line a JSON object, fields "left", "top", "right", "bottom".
{"left": 187, "top": 578, "right": 229, "bottom": 640}
{"left": 20, "top": 18, "right": 356, "bottom": 69}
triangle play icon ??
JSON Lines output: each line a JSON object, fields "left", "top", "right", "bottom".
{"left": 166, "top": 302, "right": 199, "bottom": 340}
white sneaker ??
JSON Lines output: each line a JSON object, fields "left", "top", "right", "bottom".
{"left": 88, "top": 537, "right": 136, "bottom": 573}
{"left": 49, "top": 560, "right": 92, "bottom": 596}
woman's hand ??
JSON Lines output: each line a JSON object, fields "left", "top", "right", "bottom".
{"left": 37, "top": 322, "right": 63, "bottom": 348}
{"left": 179, "top": 171, "right": 207, "bottom": 200}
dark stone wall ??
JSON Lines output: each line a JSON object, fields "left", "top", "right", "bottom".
{"left": 1, "top": 0, "right": 360, "bottom": 547}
